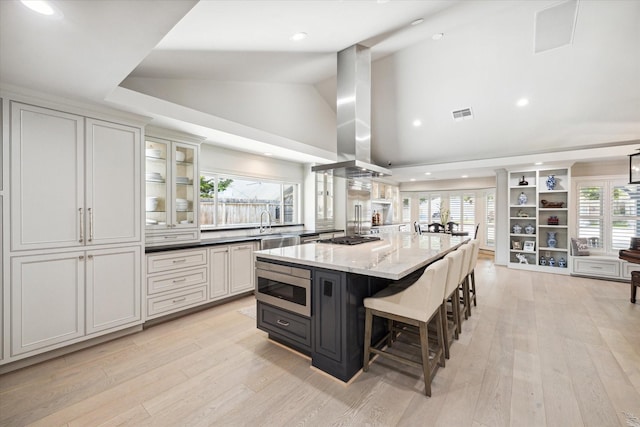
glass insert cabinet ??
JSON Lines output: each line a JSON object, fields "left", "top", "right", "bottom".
{"left": 145, "top": 128, "right": 203, "bottom": 246}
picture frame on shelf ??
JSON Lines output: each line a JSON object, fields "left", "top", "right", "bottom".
{"left": 512, "top": 240, "right": 522, "bottom": 250}
{"left": 523, "top": 240, "right": 536, "bottom": 252}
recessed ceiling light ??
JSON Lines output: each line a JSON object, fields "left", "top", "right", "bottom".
{"left": 534, "top": 161, "right": 543, "bottom": 165}
{"left": 263, "top": 152, "right": 272, "bottom": 156}
{"left": 424, "top": 172, "right": 432, "bottom": 176}
{"left": 410, "top": 178, "right": 416, "bottom": 182}
{"left": 412, "top": 119, "right": 422, "bottom": 127}
{"left": 290, "top": 32, "right": 308, "bottom": 41}
{"left": 462, "top": 175, "right": 469, "bottom": 178}
{"left": 432, "top": 33, "right": 444, "bottom": 40}
{"left": 516, "top": 98, "right": 529, "bottom": 107}
{"left": 376, "top": 0, "right": 390, "bottom": 3}
{"left": 20, "top": 0, "right": 62, "bottom": 18}
{"left": 411, "top": 18, "right": 424, "bottom": 26}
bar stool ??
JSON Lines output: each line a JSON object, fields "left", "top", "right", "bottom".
{"left": 441, "top": 249, "right": 465, "bottom": 359}
{"left": 363, "top": 258, "right": 449, "bottom": 396}
{"left": 463, "top": 239, "right": 480, "bottom": 317}
{"left": 457, "top": 243, "right": 474, "bottom": 322}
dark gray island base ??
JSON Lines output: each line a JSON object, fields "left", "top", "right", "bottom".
{"left": 256, "top": 260, "right": 400, "bottom": 382}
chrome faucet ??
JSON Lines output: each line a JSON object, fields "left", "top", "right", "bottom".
{"left": 259, "top": 210, "right": 272, "bottom": 233}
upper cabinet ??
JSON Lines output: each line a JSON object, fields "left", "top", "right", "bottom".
{"left": 145, "top": 129, "right": 203, "bottom": 246}
{"left": 315, "top": 173, "right": 334, "bottom": 228}
{"left": 371, "top": 181, "right": 401, "bottom": 225}
{"left": 508, "top": 167, "right": 571, "bottom": 273}
{"left": 10, "top": 102, "right": 142, "bottom": 251}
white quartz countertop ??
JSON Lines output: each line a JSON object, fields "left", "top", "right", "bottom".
{"left": 254, "top": 232, "right": 469, "bottom": 280}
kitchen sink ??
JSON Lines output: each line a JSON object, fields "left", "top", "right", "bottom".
{"left": 260, "top": 234, "right": 300, "bottom": 250}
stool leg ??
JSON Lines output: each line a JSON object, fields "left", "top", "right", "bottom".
{"left": 363, "top": 308, "right": 373, "bottom": 371}
{"left": 441, "top": 303, "right": 450, "bottom": 360}
{"left": 471, "top": 270, "right": 477, "bottom": 307}
{"left": 419, "top": 321, "right": 431, "bottom": 397}
{"left": 464, "top": 276, "right": 472, "bottom": 318}
{"left": 632, "top": 282, "right": 637, "bottom": 304}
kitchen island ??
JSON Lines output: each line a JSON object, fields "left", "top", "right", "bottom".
{"left": 254, "top": 233, "right": 468, "bottom": 381}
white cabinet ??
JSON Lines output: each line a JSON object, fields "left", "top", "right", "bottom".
{"left": 230, "top": 242, "right": 256, "bottom": 294}
{"left": 11, "top": 252, "right": 85, "bottom": 356}
{"left": 86, "top": 247, "right": 141, "bottom": 334}
{"left": 316, "top": 173, "right": 334, "bottom": 228}
{"left": 145, "top": 248, "right": 209, "bottom": 319}
{"left": 10, "top": 103, "right": 142, "bottom": 251}
{"left": 209, "top": 245, "right": 230, "bottom": 300}
{"left": 10, "top": 247, "right": 141, "bottom": 357}
{"left": 208, "top": 241, "right": 258, "bottom": 301}
{"left": 145, "top": 129, "right": 203, "bottom": 246}
{"left": 508, "top": 167, "right": 571, "bottom": 274}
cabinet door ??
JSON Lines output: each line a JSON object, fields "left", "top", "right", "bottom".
{"left": 11, "top": 102, "right": 84, "bottom": 251}
{"left": 11, "top": 252, "right": 85, "bottom": 356}
{"left": 313, "top": 269, "right": 343, "bottom": 363}
{"left": 145, "top": 137, "right": 171, "bottom": 231}
{"left": 209, "top": 246, "right": 230, "bottom": 300}
{"left": 86, "top": 246, "right": 141, "bottom": 334}
{"left": 172, "top": 142, "right": 198, "bottom": 230}
{"left": 229, "top": 243, "right": 255, "bottom": 294}
{"left": 85, "top": 119, "right": 141, "bottom": 245}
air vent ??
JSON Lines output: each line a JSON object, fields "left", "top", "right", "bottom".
{"left": 452, "top": 108, "right": 473, "bottom": 121}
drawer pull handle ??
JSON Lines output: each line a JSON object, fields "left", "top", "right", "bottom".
{"left": 276, "top": 319, "right": 290, "bottom": 327}
{"left": 164, "top": 235, "right": 178, "bottom": 239}
{"left": 590, "top": 266, "right": 603, "bottom": 269}
{"left": 172, "top": 297, "right": 187, "bottom": 303}
{"left": 173, "top": 278, "right": 187, "bottom": 283}
{"left": 172, "top": 259, "right": 187, "bottom": 263}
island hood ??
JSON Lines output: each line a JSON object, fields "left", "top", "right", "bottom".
{"left": 311, "top": 44, "right": 391, "bottom": 178}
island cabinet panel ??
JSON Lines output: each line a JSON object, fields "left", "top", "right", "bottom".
{"left": 311, "top": 270, "right": 389, "bottom": 382}
{"left": 312, "top": 269, "right": 344, "bottom": 363}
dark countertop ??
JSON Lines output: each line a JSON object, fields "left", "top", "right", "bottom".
{"left": 145, "top": 228, "right": 344, "bottom": 254}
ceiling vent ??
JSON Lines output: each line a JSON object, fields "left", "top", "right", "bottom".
{"left": 452, "top": 108, "right": 473, "bottom": 121}
{"left": 534, "top": 0, "right": 579, "bottom": 54}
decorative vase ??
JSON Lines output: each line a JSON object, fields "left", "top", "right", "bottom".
{"left": 518, "top": 192, "right": 528, "bottom": 205}
{"left": 512, "top": 224, "right": 522, "bottom": 234}
{"left": 546, "top": 231, "right": 557, "bottom": 248}
{"left": 539, "top": 256, "right": 546, "bottom": 266}
{"left": 558, "top": 257, "right": 567, "bottom": 268}
{"left": 519, "top": 176, "right": 528, "bottom": 186}
{"left": 546, "top": 175, "right": 556, "bottom": 190}
{"left": 524, "top": 224, "right": 535, "bottom": 234}
{"left": 548, "top": 256, "right": 556, "bottom": 267}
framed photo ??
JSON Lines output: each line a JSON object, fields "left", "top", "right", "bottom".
{"left": 523, "top": 240, "right": 536, "bottom": 252}
{"left": 630, "top": 152, "right": 640, "bottom": 184}
{"left": 512, "top": 240, "right": 522, "bottom": 250}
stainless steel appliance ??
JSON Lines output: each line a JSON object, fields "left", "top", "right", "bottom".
{"left": 255, "top": 261, "right": 311, "bottom": 317}
{"left": 318, "top": 235, "right": 380, "bottom": 245}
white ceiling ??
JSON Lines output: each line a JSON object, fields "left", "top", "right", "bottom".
{"left": 1, "top": 0, "right": 639, "bottom": 182}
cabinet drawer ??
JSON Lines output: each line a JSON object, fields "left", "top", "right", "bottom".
{"left": 146, "top": 231, "right": 200, "bottom": 246}
{"left": 147, "top": 267, "right": 208, "bottom": 295}
{"left": 146, "top": 285, "right": 208, "bottom": 318}
{"left": 257, "top": 302, "right": 311, "bottom": 349}
{"left": 573, "top": 257, "right": 620, "bottom": 278}
{"left": 146, "top": 249, "right": 207, "bottom": 274}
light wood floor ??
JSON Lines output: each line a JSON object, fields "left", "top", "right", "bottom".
{"left": 1, "top": 257, "right": 639, "bottom": 427}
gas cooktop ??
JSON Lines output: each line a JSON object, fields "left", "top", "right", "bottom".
{"left": 318, "top": 236, "right": 381, "bottom": 245}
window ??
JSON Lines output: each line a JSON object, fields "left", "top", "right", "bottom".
{"left": 448, "top": 193, "right": 475, "bottom": 233}
{"left": 200, "top": 173, "right": 299, "bottom": 228}
{"left": 418, "top": 194, "right": 441, "bottom": 223}
{"left": 485, "top": 191, "right": 495, "bottom": 246}
{"left": 402, "top": 196, "right": 411, "bottom": 223}
{"left": 576, "top": 179, "right": 639, "bottom": 253}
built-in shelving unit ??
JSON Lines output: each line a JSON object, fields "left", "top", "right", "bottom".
{"left": 508, "top": 167, "right": 571, "bottom": 274}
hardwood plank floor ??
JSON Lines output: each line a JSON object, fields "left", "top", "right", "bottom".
{"left": 1, "top": 257, "right": 639, "bottom": 427}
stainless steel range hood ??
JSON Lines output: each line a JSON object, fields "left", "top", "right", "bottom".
{"left": 311, "top": 44, "right": 391, "bottom": 178}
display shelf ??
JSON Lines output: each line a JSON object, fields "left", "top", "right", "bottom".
{"left": 508, "top": 167, "right": 571, "bottom": 274}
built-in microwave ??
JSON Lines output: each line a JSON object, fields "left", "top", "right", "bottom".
{"left": 255, "top": 260, "right": 311, "bottom": 317}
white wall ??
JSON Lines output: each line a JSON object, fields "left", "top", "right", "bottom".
{"left": 122, "top": 77, "right": 336, "bottom": 154}
{"left": 572, "top": 158, "right": 627, "bottom": 177}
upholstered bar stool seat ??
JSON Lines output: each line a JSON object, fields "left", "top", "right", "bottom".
{"left": 363, "top": 259, "right": 449, "bottom": 396}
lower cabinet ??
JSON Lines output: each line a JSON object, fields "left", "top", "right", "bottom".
{"left": 145, "top": 248, "right": 208, "bottom": 320}
{"left": 572, "top": 256, "right": 633, "bottom": 281}
{"left": 209, "top": 241, "right": 258, "bottom": 301}
{"left": 10, "top": 246, "right": 141, "bottom": 357}
{"left": 257, "top": 301, "right": 311, "bottom": 353}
